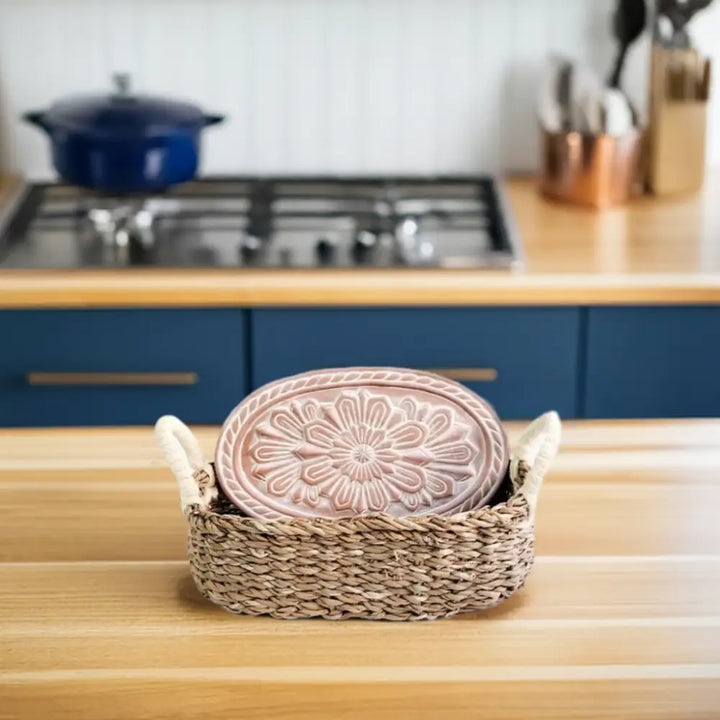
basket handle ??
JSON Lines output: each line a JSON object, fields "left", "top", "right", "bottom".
{"left": 155, "top": 415, "right": 215, "bottom": 512}
{"left": 510, "top": 411, "right": 561, "bottom": 516}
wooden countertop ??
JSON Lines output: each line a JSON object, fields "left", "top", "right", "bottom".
{"left": 2, "top": 419, "right": 720, "bottom": 719}
{"left": 1, "top": 174, "right": 720, "bottom": 307}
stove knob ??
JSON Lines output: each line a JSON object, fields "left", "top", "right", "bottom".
{"left": 352, "top": 230, "right": 377, "bottom": 263}
{"left": 315, "top": 237, "right": 336, "bottom": 264}
{"left": 240, "top": 235, "right": 262, "bottom": 263}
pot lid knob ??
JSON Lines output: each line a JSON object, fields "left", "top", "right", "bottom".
{"left": 112, "top": 72, "right": 131, "bottom": 96}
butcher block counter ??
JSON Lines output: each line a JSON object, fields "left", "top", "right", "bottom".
{"left": 2, "top": 419, "right": 720, "bottom": 719}
{"left": 1, "top": 173, "right": 720, "bottom": 307}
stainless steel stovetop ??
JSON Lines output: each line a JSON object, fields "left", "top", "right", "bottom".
{"left": 0, "top": 177, "right": 522, "bottom": 269}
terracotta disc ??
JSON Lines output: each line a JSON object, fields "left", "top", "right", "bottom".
{"left": 215, "top": 367, "right": 509, "bottom": 520}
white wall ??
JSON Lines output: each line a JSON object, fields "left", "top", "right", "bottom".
{"left": 1, "top": 0, "right": 718, "bottom": 179}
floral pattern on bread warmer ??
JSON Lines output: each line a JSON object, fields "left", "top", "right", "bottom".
{"left": 250, "top": 390, "right": 479, "bottom": 514}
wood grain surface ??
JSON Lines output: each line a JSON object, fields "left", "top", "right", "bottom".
{"left": 2, "top": 420, "right": 720, "bottom": 719}
{"left": 1, "top": 174, "right": 720, "bottom": 307}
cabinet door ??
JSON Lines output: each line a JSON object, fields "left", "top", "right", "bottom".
{"left": 585, "top": 306, "right": 720, "bottom": 418}
{"left": 251, "top": 307, "right": 580, "bottom": 419}
{"left": 0, "top": 309, "right": 247, "bottom": 426}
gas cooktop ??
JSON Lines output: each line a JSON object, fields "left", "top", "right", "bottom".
{"left": 0, "top": 177, "right": 522, "bottom": 269}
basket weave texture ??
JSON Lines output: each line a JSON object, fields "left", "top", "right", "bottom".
{"left": 156, "top": 412, "right": 560, "bottom": 621}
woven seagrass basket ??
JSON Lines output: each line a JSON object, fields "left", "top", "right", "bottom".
{"left": 156, "top": 412, "right": 561, "bottom": 621}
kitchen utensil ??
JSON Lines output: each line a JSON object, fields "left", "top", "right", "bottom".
{"left": 23, "top": 73, "right": 225, "bottom": 193}
{"left": 571, "top": 64, "right": 604, "bottom": 134}
{"left": 656, "top": 0, "right": 714, "bottom": 47}
{"left": 602, "top": 88, "right": 635, "bottom": 136}
{"left": 699, "top": 58, "right": 712, "bottom": 100}
{"left": 538, "top": 70, "right": 561, "bottom": 132}
{"left": 540, "top": 128, "right": 643, "bottom": 208}
{"left": 608, "top": 0, "right": 647, "bottom": 88}
{"left": 558, "top": 61, "right": 573, "bottom": 131}
{"left": 682, "top": 50, "right": 701, "bottom": 99}
{"left": 213, "top": 367, "right": 510, "bottom": 520}
{"left": 662, "top": 48, "right": 702, "bottom": 100}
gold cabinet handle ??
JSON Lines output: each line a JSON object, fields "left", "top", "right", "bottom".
{"left": 26, "top": 372, "right": 199, "bottom": 387}
{"left": 422, "top": 367, "right": 498, "bottom": 382}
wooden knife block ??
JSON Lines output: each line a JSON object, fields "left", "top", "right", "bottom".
{"left": 648, "top": 45, "right": 709, "bottom": 196}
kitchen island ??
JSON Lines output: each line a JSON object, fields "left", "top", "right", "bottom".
{"left": 2, "top": 419, "right": 720, "bottom": 719}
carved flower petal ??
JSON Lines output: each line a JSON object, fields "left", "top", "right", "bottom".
{"left": 432, "top": 441, "right": 477, "bottom": 464}
{"left": 375, "top": 448, "right": 400, "bottom": 464}
{"left": 294, "top": 483, "right": 321, "bottom": 507}
{"left": 266, "top": 407, "right": 305, "bottom": 439}
{"left": 334, "top": 394, "right": 363, "bottom": 431}
{"left": 418, "top": 489, "right": 435, "bottom": 508}
{"left": 304, "top": 484, "right": 320, "bottom": 506}
{"left": 298, "top": 400, "right": 319, "bottom": 422}
{"left": 387, "top": 462, "right": 425, "bottom": 493}
{"left": 365, "top": 395, "right": 393, "bottom": 429}
{"left": 414, "top": 403, "right": 431, "bottom": 423}
{"left": 366, "top": 428, "right": 385, "bottom": 449}
{"left": 301, "top": 457, "right": 336, "bottom": 486}
{"left": 265, "top": 465, "right": 299, "bottom": 496}
{"left": 425, "top": 469, "right": 455, "bottom": 498}
{"left": 426, "top": 408, "right": 452, "bottom": 436}
{"left": 363, "top": 480, "right": 390, "bottom": 512}
{"left": 398, "top": 397, "right": 419, "bottom": 420}
{"left": 328, "top": 446, "right": 353, "bottom": 464}
{"left": 304, "top": 419, "right": 339, "bottom": 448}
{"left": 356, "top": 462, "right": 373, "bottom": 483}
{"left": 401, "top": 491, "right": 422, "bottom": 511}
{"left": 251, "top": 443, "right": 295, "bottom": 463}
{"left": 387, "top": 421, "right": 427, "bottom": 449}
{"left": 350, "top": 424, "right": 368, "bottom": 445}
{"left": 329, "top": 475, "right": 357, "bottom": 511}
{"left": 250, "top": 435, "right": 296, "bottom": 454}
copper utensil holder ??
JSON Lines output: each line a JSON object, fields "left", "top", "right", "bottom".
{"left": 540, "top": 129, "right": 644, "bottom": 209}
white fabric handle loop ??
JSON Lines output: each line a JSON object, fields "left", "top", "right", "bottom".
{"left": 155, "top": 415, "right": 213, "bottom": 512}
{"left": 510, "top": 411, "right": 562, "bottom": 517}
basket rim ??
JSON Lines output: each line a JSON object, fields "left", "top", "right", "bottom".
{"left": 187, "top": 463, "right": 531, "bottom": 537}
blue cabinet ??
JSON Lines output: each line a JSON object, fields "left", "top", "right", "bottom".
{"left": 585, "top": 306, "right": 720, "bottom": 418}
{"left": 251, "top": 307, "right": 581, "bottom": 419}
{"left": 6, "top": 304, "right": 717, "bottom": 425}
{"left": 0, "top": 309, "right": 247, "bottom": 426}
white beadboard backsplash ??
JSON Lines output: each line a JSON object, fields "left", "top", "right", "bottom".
{"left": 1, "top": 0, "right": 719, "bottom": 178}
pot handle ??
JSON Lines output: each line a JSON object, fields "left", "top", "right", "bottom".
{"left": 203, "top": 113, "right": 225, "bottom": 127}
{"left": 155, "top": 415, "right": 216, "bottom": 513}
{"left": 22, "top": 111, "right": 50, "bottom": 133}
{"left": 510, "top": 411, "right": 561, "bottom": 517}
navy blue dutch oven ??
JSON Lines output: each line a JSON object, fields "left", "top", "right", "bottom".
{"left": 22, "top": 74, "right": 225, "bottom": 193}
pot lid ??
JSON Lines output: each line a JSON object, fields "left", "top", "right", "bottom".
{"left": 39, "top": 74, "right": 208, "bottom": 136}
